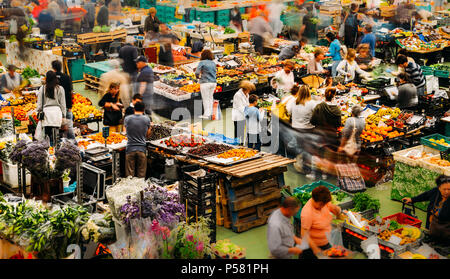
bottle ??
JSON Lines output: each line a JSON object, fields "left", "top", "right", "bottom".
{"left": 376, "top": 100, "right": 380, "bottom": 106}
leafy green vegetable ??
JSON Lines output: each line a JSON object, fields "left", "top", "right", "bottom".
{"left": 224, "top": 27, "right": 236, "bottom": 34}
{"left": 303, "top": 44, "right": 316, "bottom": 53}
{"left": 389, "top": 220, "right": 402, "bottom": 231}
{"left": 101, "top": 25, "right": 110, "bottom": 33}
{"left": 93, "top": 26, "right": 102, "bottom": 33}
{"left": 352, "top": 193, "right": 380, "bottom": 212}
{"left": 293, "top": 191, "right": 311, "bottom": 206}
{"left": 21, "top": 66, "right": 40, "bottom": 79}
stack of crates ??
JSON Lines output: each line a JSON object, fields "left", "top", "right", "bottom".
{"left": 196, "top": 10, "right": 215, "bottom": 23}
{"left": 215, "top": 9, "right": 230, "bottom": 27}
{"left": 180, "top": 165, "right": 217, "bottom": 242}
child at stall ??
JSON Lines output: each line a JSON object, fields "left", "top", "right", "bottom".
{"left": 99, "top": 82, "right": 123, "bottom": 133}
{"left": 244, "top": 94, "right": 264, "bottom": 151}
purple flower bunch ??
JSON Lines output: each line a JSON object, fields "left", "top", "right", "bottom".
{"left": 119, "top": 196, "right": 140, "bottom": 224}
{"left": 10, "top": 140, "right": 50, "bottom": 177}
{"left": 141, "top": 185, "right": 185, "bottom": 227}
{"left": 55, "top": 141, "right": 81, "bottom": 172}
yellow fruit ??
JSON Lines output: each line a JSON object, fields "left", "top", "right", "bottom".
{"left": 412, "top": 254, "right": 426, "bottom": 259}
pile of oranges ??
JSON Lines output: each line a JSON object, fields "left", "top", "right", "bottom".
{"left": 77, "top": 140, "right": 90, "bottom": 149}
{"left": 0, "top": 106, "right": 28, "bottom": 121}
{"left": 72, "top": 93, "right": 92, "bottom": 105}
{"left": 361, "top": 124, "right": 404, "bottom": 142}
{"left": 217, "top": 149, "right": 258, "bottom": 161}
{"left": 180, "top": 83, "right": 200, "bottom": 93}
{"left": 88, "top": 133, "right": 126, "bottom": 144}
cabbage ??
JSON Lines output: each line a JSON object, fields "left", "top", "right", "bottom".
{"left": 93, "top": 26, "right": 101, "bottom": 33}
{"left": 101, "top": 25, "right": 110, "bottom": 33}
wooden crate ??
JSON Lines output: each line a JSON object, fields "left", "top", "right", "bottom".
{"left": 77, "top": 32, "right": 112, "bottom": 44}
{"left": 230, "top": 199, "right": 280, "bottom": 233}
{"left": 216, "top": 177, "right": 231, "bottom": 228}
{"left": 111, "top": 29, "right": 127, "bottom": 41}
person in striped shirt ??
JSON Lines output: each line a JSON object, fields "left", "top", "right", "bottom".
{"left": 396, "top": 54, "right": 426, "bottom": 96}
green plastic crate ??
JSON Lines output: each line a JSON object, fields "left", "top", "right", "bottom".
{"left": 420, "top": 133, "right": 450, "bottom": 152}
{"left": 293, "top": 180, "right": 340, "bottom": 195}
{"left": 434, "top": 69, "right": 450, "bottom": 78}
{"left": 217, "top": 9, "right": 230, "bottom": 18}
{"left": 83, "top": 64, "right": 97, "bottom": 78}
{"left": 240, "top": 7, "right": 245, "bottom": 14}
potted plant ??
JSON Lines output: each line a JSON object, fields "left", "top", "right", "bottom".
{"left": 62, "top": 169, "right": 71, "bottom": 188}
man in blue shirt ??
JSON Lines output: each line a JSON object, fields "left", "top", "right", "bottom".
{"left": 360, "top": 25, "right": 376, "bottom": 57}
{"left": 325, "top": 32, "right": 342, "bottom": 77}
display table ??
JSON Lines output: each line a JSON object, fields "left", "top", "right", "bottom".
{"left": 5, "top": 41, "right": 63, "bottom": 75}
{"left": 391, "top": 157, "right": 441, "bottom": 212}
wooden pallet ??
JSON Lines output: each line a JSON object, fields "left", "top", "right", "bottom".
{"left": 83, "top": 73, "right": 100, "bottom": 91}
{"left": 216, "top": 177, "right": 231, "bottom": 228}
{"left": 230, "top": 199, "right": 280, "bottom": 233}
{"left": 77, "top": 29, "right": 127, "bottom": 44}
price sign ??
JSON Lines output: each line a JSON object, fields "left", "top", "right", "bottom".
{"left": 15, "top": 125, "right": 28, "bottom": 134}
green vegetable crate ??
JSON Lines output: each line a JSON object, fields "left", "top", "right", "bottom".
{"left": 420, "top": 133, "right": 450, "bottom": 152}
{"left": 434, "top": 69, "right": 450, "bottom": 79}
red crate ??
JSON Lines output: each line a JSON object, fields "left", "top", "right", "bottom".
{"left": 383, "top": 213, "right": 422, "bottom": 228}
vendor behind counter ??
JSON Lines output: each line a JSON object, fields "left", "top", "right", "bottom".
{"left": 0, "top": 65, "right": 23, "bottom": 94}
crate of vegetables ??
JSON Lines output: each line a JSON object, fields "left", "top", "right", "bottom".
{"left": 432, "top": 64, "right": 450, "bottom": 78}
{"left": 419, "top": 155, "right": 450, "bottom": 176}
{"left": 201, "top": 148, "right": 261, "bottom": 166}
{"left": 420, "top": 133, "right": 450, "bottom": 152}
{"left": 150, "top": 134, "right": 209, "bottom": 153}
{"left": 383, "top": 213, "right": 422, "bottom": 229}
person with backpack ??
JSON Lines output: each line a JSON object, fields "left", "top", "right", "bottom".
{"left": 343, "top": 3, "right": 360, "bottom": 49}
{"left": 325, "top": 32, "right": 344, "bottom": 77}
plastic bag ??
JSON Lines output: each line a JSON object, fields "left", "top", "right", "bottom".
{"left": 34, "top": 121, "right": 44, "bottom": 141}
{"left": 361, "top": 235, "right": 380, "bottom": 259}
{"left": 326, "top": 228, "right": 343, "bottom": 247}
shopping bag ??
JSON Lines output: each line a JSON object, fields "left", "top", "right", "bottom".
{"left": 211, "top": 100, "right": 222, "bottom": 120}
{"left": 34, "top": 121, "right": 44, "bottom": 141}
{"left": 335, "top": 163, "right": 366, "bottom": 193}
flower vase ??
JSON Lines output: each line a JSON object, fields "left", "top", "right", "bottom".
{"left": 31, "top": 175, "right": 63, "bottom": 202}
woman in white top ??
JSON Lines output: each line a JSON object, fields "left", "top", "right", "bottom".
{"left": 336, "top": 48, "right": 370, "bottom": 83}
{"left": 287, "top": 85, "right": 318, "bottom": 173}
{"left": 271, "top": 61, "right": 295, "bottom": 98}
{"left": 232, "top": 80, "right": 256, "bottom": 145}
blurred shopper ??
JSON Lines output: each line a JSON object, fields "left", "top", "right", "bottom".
{"left": 268, "top": 0, "right": 285, "bottom": 37}
{"left": 51, "top": 60, "right": 74, "bottom": 140}
{"left": 395, "top": 54, "right": 426, "bottom": 96}
{"left": 248, "top": 11, "right": 273, "bottom": 54}
{"left": 66, "top": 4, "right": 87, "bottom": 33}
{"left": 99, "top": 59, "right": 132, "bottom": 109}
{"left": 99, "top": 82, "right": 123, "bottom": 133}
{"left": 338, "top": 105, "right": 364, "bottom": 161}
{"left": 272, "top": 61, "right": 295, "bottom": 97}
{"left": 157, "top": 24, "right": 180, "bottom": 67}
{"left": 230, "top": 6, "right": 243, "bottom": 32}
{"left": 119, "top": 36, "right": 139, "bottom": 78}
{"left": 287, "top": 85, "right": 319, "bottom": 173}
{"left": 124, "top": 102, "right": 151, "bottom": 178}
{"left": 360, "top": 25, "right": 376, "bottom": 57}
{"left": 37, "top": 71, "right": 66, "bottom": 146}
{"left": 96, "top": 0, "right": 109, "bottom": 26}
{"left": 325, "top": 32, "right": 342, "bottom": 77}
{"left": 355, "top": 44, "right": 374, "bottom": 71}
{"left": 144, "top": 7, "right": 161, "bottom": 35}
{"left": 267, "top": 197, "right": 303, "bottom": 259}
{"left": 82, "top": 0, "right": 96, "bottom": 31}
{"left": 37, "top": 8, "right": 55, "bottom": 40}
{"left": 195, "top": 49, "right": 217, "bottom": 120}
{"left": 244, "top": 94, "right": 264, "bottom": 151}
{"left": 232, "top": 80, "right": 256, "bottom": 145}
{"left": 135, "top": 55, "right": 155, "bottom": 116}
{"left": 300, "top": 5, "right": 317, "bottom": 45}
{"left": 343, "top": 3, "right": 360, "bottom": 49}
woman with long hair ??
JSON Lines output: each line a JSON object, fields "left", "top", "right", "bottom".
{"left": 336, "top": 48, "right": 370, "bottom": 83}
{"left": 37, "top": 71, "right": 66, "bottom": 146}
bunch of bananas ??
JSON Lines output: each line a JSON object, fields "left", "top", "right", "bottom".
{"left": 401, "top": 227, "right": 421, "bottom": 240}
{"left": 267, "top": 57, "right": 277, "bottom": 65}
{"left": 411, "top": 254, "right": 426, "bottom": 259}
{"left": 254, "top": 56, "right": 267, "bottom": 63}
{"left": 366, "top": 114, "right": 383, "bottom": 125}
{"left": 217, "top": 76, "right": 238, "bottom": 84}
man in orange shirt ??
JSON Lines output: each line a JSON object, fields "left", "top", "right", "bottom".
{"left": 67, "top": 4, "right": 87, "bottom": 33}
{"left": 300, "top": 186, "right": 342, "bottom": 259}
